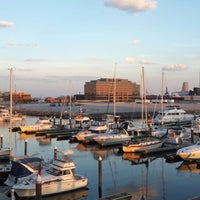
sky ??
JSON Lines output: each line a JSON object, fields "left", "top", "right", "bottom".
{"left": 0, "top": 0, "right": 200, "bottom": 98}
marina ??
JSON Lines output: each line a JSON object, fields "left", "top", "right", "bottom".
{"left": 0, "top": 112, "right": 199, "bottom": 200}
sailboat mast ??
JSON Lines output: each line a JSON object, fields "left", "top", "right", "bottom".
{"left": 9, "top": 68, "right": 13, "bottom": 155}
{"left": 113, "top": 64, "right": 117, "bottom": 117}
{"left": 161, "top": 72, "right": 164, "bottom": 125}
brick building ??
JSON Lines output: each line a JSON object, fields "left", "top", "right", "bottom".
{"left": 84, "top": 78, "right": 140, "bottom": 102}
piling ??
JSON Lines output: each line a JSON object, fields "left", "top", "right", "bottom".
{"left": 35, "top": 174, "right": 42, "bottom": 200}
{"left": 191, "top": 128, "right": 194, "bottom": 143}
{"left": 54, "top": 146, "right": 57, "bottom": 160}
{"left": 0, "top": 135, "right": 3, "bottom": 148}
{"left": 11, "top": 188, "right": 15, "bottom": 200}
{"left": 24, "top": 140, "right": 28, "bottom": 155}
{"left": 98, "top": 156, "right": 102, "bottom": 198}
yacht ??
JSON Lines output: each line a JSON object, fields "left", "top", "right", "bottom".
{"left": 153, "top": 105, "right": 194, "bottom": 125}
{"left": 19, "top": 117, "right": 55, "bottom": 133}
{"left": 176, "top": 141, "right": 200, "bottom": 160}
{"left": 12, "top": 150, "right": 88, "bottom": 198}
{"left": 93, "top": 122, "right": 133, "bottom": 147}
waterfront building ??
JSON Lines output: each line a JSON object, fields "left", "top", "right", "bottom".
{"left": 84, "top": 78, "right": 140, "bottom": 102}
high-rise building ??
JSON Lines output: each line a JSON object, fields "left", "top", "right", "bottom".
{"left": 181, "top": 82, "right": 189, "bottom": 92}
{"left": 84, "top": 78, "right": 140, "bottom": 102}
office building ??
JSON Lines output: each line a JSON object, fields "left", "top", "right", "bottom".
{"left": 84, "top": 78, "right": 140, "bottom": 102}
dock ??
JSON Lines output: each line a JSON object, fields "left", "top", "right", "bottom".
{"left": 99, "top": 192, "right": 132, "bottom": 200}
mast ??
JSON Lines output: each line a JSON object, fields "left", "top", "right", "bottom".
{"left": 113, "top": 64, "right": 117, "bottom": 117}
{"left": 9, "top": 67, "right": 13, "bottom": 157}
{"left": 69, "top": 80, "right": 72, "bottom": 129}
{"left": 161, "top": 72, "right": 164, "bottom": 125}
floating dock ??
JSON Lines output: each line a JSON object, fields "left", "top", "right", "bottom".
{"left": 99, "top": 192, "right": 132, "bottom": 200}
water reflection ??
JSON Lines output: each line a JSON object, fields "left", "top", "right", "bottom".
{"left": 76, "top": 143, "right": 119, "bottom": 160}
{"left": 122, "top": 153, "right": 157, "bottom": 166}
{"left": 177, "top": 160, "right": 200, "bottom": 173}
{"left": 42, "top": 188, "right": 88, "bottom": 200}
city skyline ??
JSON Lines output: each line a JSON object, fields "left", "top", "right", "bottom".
{"left": 0, "top": 0, "right": 200, "bottom": 97}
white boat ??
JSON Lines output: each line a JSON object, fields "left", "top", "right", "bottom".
{"left": 0, "top": 147, "right": 11, "bottom": 160}
{"left": 12, "top": 151, "right": 88, "bottom": 198}
{"left": 93, "top": 125, "right": 133, "bottom": 147}
{"left": 0, "top": 161, "right": 12, "bottom": 184}
{"left": 3, "top": 113, "right": 26, "bottom": 122}
{"left": 74, "top": 120, "right": 110, "bottom": 142}
{"left": 122, "top": 137, "right": 163, "bottom": 153}
{"left": 19, "top": 117, "right": 55, "bottom": 133}
{"left": 0, "top": 105, "right": 10, "bottom": 122}
{"left": 176, "top": 141, "right": 200, "bottom": 160}
{"left": 153, "top": 105, "right": 194, "bottom": 125}
{"left": 5, "top": 156, "right": 43, "bottom": 186}
{"left": 74, "top": 115, "right": 90, "bottom": 129}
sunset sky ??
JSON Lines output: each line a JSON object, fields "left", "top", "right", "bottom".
{"left": 0, "top": 0, "right": 200, "bottom": 97}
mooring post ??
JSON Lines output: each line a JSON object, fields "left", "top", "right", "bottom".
{"left": 60, "top": 117, "right": 62, "bottom": 127}
{"left": 98, "top": 156, "right": 102, "bottom": 198}
{"left": 0, "top": 135, "right": 3, "bottom": 148}
{"left": 191, "top": 128, "right": 194, "bottom": 143}
{"left": 54, "top": 146, "right": 57, "bottom": 160}
{"left": 35, "top": 174, "right": 42, "bottom": 200}
{"left": 24, "top": 140, "right": 27, "bottom": 155}
{"left": 11, "top": 188, "right": 15, "bottom": 200}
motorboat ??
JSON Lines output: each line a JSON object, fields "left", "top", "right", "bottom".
{"left": 5, "top": 157, "right": 44, "bottom": 186}
{"left": 74, "top": 120, "right": 109, "bottom": 142}
{"left": 74, "top": 115, "right": 90, "bottom": 129}
{"left": 0, "top": 105, "right": 9, "bottom": 122}
{"left": 122, "top": 136, "right": 163, "bottom": 153}
{"left": 93, "top": 122, "right": 133, "bottom": 147}
{"left": 19, "top": 117, "right": 55, "bottom": 133}
{"left": 12, "top": 150, "right": 88, "bottom": 198}
{"left": 0, "top": 161, "right": 12, "bottom": 184}
{"left": 0, "top": 147, "right": 11, "bottom": 160}
{"left": 176, "top": 141, "right": 200, "bottom": 160}
{"left": 153, "top": 105, "right": 194, "bottom": 125}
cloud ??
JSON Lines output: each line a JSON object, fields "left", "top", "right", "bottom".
{"left": 125, "top": 57, "right": 136, "bottom": 63}
{"left": 162, "top": 64, "right": 189, "bottom": 71}
{"left": 5, "top": 42, "right": 38, "bottom": 47}
{"left": 104, "top": 0, "right": 157, "bottom": 13}
{"left": 0, "top": 21, "right": 15, "bottom": 27}
{"left": 139, "top": 59, "right": 156, "bottom": 65}
{"left": 132, "top": 40, "right": 141, "bottom": 45}
{"left": 24, "top": 58, "right": 46, "bottom": 62}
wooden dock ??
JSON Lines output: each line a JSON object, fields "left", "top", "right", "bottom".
{"left": 99, "top": 192, "right": 132, "bottom": 200}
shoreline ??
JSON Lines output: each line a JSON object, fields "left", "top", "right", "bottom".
{"left": 14, "top": 102, "right": 200, "bottom": 120}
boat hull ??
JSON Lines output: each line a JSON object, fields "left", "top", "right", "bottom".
{"left": 176, "top": 142, "right": 200, "bottom": 160}
{"left": 122, "top": 140, "right": 163, "bottom": 153}
{"left": 13, "top": 175, "right": 88, "bottom": 198}
{"left": 94, "top": 136, "right": 132, "bottom": 147}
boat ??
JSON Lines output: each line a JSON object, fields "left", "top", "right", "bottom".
{"left": 12, "top": 150, "right": 88, "bottom": 198}
{"left": 0, "top": 105, "right": 10, "bottom": 122}
{"left": 176, "top": 141, "right": 200, "bottom": 160}
{"left": 0, "top": 160, "right": 12, "bottom": 184}
{"left": 74, "top": 120, "right": 109, "bottom": 142}
{"left": 122, "top": 136, "right": 163, "bottom": 153}
{"left": 19, "top": 117, "right": 55, "bottom": 133}
{"left": 0, "top": 147, "right": 11, "bottom": 160}
{"left": 5, "top": 156, "right": 43, "bottom": 186}
{"left": 0, "top": 105, "right": 25, "bottom": 122}
{"left": 153, "top": 105, "right": 194, "bottom": 125}
{"left": 93, "top": 122, "right": 133, "bottom": 147}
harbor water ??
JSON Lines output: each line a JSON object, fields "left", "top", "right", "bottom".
{"left": 0, "top": 116, "right": 200, "bottom": 200}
